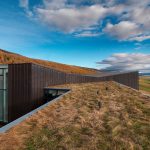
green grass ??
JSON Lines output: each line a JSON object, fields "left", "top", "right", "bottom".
{"left": 25, "top": 128, "right": 64, "bottom": 150}
{"left": 139, "top": 76, "right": 150, "bottom": 94}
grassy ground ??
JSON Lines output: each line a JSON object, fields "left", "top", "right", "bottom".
{"left": 140, "top": 76, "right": 150, "bottom": 94}
{"left": 0, "top": 81, "right": 150, "bottom": 150}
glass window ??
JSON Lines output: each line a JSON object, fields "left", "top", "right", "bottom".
{"left": 0, "top": 76, "right": 4, "bottom": 89}
{"left": 0, "top": 67, "right": 8, "bottom": 122}
{"left": 0, "top": 69, "right": 3, "bottom": 75}
{"left": 0, "top": 90, "right": 4, "bottom": 121}
{"left": 6, "top": 73, "right": 8, "bottom": 89}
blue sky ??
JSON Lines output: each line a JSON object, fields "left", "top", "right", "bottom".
{"left": 0, "top": 0, "right": 150, "bottom": 72}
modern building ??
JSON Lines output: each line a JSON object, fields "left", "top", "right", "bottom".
{"left": 0, "top": 63, "right": 139, "bottom": 124}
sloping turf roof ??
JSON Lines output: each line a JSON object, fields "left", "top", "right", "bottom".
{"left": 0, "top": 81, "right": 150, "bottom": 150}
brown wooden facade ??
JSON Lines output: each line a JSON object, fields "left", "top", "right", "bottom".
{"left": 7, "top": 63, "right": 139, "bottom": 122}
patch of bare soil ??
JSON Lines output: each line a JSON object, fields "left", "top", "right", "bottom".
{"left": 0, "top": 81, "right": 150, "bottom": 150}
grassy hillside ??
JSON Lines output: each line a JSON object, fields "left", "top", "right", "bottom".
{"left": 0, "top": 81, "right": 149, "bottom": 150}
{"left": 0, "top": 49, "right": 97, "bottom": 75}
{"left": 140, "top": 76, "right": 150, "bottom": 94}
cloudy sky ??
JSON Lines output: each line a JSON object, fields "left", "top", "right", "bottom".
{"left": 0, "top": 0, "right": 150, "bottom": 72}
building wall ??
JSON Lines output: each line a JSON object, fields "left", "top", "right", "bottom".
{"left": 8, "top": 63, "right": 139, "bottom": 122}
{"left": 31, "top": 64, "right": 67, "bottom": 110}
{"left": 8, "top": 63, "right": 32, "bottom": 122}
{"left": 111, "top": 71, "right": 139, "bottom": 90}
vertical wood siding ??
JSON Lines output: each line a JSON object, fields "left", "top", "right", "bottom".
{"left": 8, "top": 63, "right": 32, "bottom": 122}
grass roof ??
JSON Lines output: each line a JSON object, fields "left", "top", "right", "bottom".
{"left": 0, "top": 81, "right": 150, "bottom": 150}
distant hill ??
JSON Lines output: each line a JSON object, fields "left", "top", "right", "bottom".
{"left": 0, "top": 49, "right": 97, "bottom": 75}
{"left": 140, "top": 73, "right": 150, "bottom": 76}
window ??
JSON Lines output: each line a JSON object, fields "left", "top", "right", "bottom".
{"left": 0, "top": 66, "right": 8, "bottom": 123}
{"left": 0, "top": 76, "right": 4, "bottom": 89}
{"left": 0, "top": 90, "right": 4, "bottom": 120}
{"left": 0, "top": 69, "right": 3, "bottom": 75}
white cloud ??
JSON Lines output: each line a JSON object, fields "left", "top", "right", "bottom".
{"left": 19, "top": 0, "right": 33, "bottom": 17}
{"left": 19, "top": 0, "right": 150, "bottom": 40}
{"left": 35, "top": 1, "right": 125, "bottom": 36}
{"left": 117, "top": 1, "right": 150, "bottom": 41}
{"left": 19, "top": 0, "right": 29, "bottom": 9}
{"left": 130, "top": 35, "right": 150, "bottom": 42}
{"left": 103, "top": 21, "right": 142, "bottom": 41}
{"left": 129, "top": 7, "right": 150, "bottom": 30}
{"left": 36, "top": 4, "right": 107, "bottom": 33}
{"left": 74, "top": 31, "right": 101, "bottom": 37}
{"left": 43, "top": 0, "right": 67, "bottom": 9}
{"left": 97, "top": 53, "right": 150, "bottom": 73}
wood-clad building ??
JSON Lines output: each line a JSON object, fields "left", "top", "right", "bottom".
{"left": 0, "top": 63, "right": 139, "bottom": 123}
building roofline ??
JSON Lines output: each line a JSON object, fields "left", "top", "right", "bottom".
{"left": 0, "top": 62, "right": 139, "bottom": 77}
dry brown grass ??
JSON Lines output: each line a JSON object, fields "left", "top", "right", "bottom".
{"left": 0, "top": 81, "right": 150, "bottom": 150}
{"left": 0, "top": 49, "right": 96, "bottom": 75}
